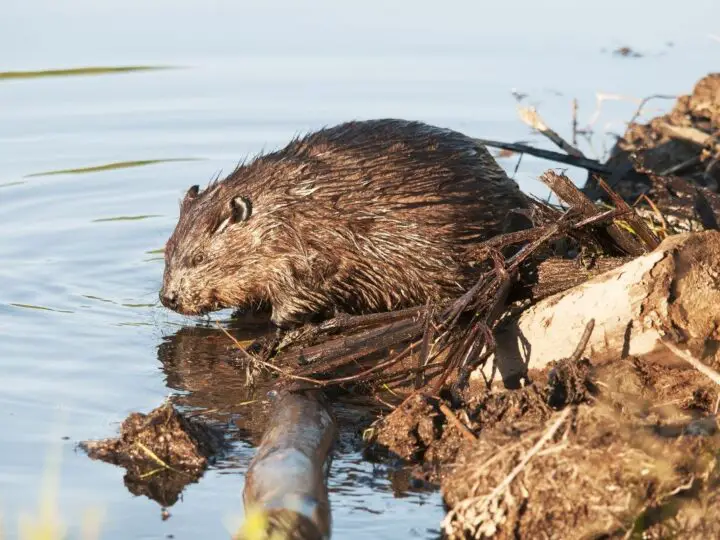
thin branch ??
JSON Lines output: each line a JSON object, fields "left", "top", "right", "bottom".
{"left": 627, "top": 94, "right": 677, "bottom": 127}
{"left": 518, "top": 106, "right": 584, "bottom": 157}
{"left": 569, "top": 319, "right": 595, "bottom": 362}
{"left": 439, "top": 403, "right": 477, "bottom": 443}
{"left": 657, "top": 123, "right": 715, "bottom": 148}
{"left": 443, "top": 407, "right": 572, "bottom": 531}
{"left": 663, "top": 340, "right": 720, "bottom": 388}
{"left": 659, "top": 155, "right": 701, "bottom": 176}
{"left": 473, "top": 138, "right": 611, "bottom": 174}
{"left": 571, "top": 98, "right": 579, "bottom": 147}
{"left": 485, "top": 407, "right": 571, "bottom": 501}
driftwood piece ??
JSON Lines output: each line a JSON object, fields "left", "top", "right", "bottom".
{"left": 490, "top": 231, "right": 720, "bottom": 386}
{"left": 239, "top": 391, "right": 336, "bottom": 540}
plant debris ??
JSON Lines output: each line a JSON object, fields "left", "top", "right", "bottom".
{"left": 80, "top": 402, "right": 224, "bottom": 506}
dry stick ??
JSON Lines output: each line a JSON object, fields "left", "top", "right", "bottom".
{"left": 571, "top": 98, "right": 579, "bottom": 147}
{"left": 517, "top": 106, "right": 585, "bottom": 157}
{"left": 627, "top": 94, "right": 677, "bottom": 126}
{"left": 222, "top": 319, "right": 428, "bottom": 389}
{"left": 663, "top": 341, "right": 720, "bottom": 388}
{"left": 473, "top": 138, "right": 611, "bottom": 174}
{"left": 431, "top": 324, "right": 479, "bottom": 395}
{"left": 484, "top": 407, "right": 571, "bottom": 500}
{"left": 659, "top": 155, "right": 702, "bottom": 176}
{"left": 541, "top": 171, "right": 645, "bottom": 256}
{"left": 568, "top": 319, "right": 595, "bottom": 362}
{"left": 305, "top": 341, "right": 420, "bottom": 386}
{"left": 572, "top": 207, "right": 630, "bottom": 228}
{"left": 595, "top": 176, "right": 661, "bottom": 250}
{"left": 315, "top": 305, "right": 424, "bottom": 333}
{"left": 443, "top": 407, "right": 573, "bottom": 531}
{"left": 657, "top": 123, "right": 717, "bottom": 149}
{"left": 457, "top": 324, "right": 496, "bottom": 391}
{"left": 475, "top": 206, "right": 629, "bottom": 259}
{"left": 277, "top": 306, "right": 425, "bottom": 353}
{"left": 453, "top": 258, "right": 511, "bottom": 390}
{"left": 439, "top": 403, "right": 477, "bottom": 443}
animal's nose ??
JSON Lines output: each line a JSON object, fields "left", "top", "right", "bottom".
{"left": 159, "top": 289, "right": 179, "bottom": 310}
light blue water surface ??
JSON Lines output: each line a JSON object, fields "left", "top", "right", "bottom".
{"left": 0, "top": 0, "right": 718, "bottom": 537}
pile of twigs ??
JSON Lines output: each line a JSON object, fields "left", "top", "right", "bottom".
{"left": 224, "top": 74, "right": 720, "bottom": 398}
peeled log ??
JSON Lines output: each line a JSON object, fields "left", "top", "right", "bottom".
{"left": 240, "top": 391, "right": 336, "bottom": 540}
{"left": 490, "top": 231, "right": 720, "bottom": 386}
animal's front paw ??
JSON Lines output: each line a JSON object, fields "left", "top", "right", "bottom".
{"left": 270, "top": 306, "right": 308, "bottom": 330}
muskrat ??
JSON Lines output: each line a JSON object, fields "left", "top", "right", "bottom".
{"left": 160, "top": 119, "right": 530, "bottom": 327}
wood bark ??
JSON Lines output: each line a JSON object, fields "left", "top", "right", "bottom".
{"left": 242, "top": 390, "right": 335, "bottom": 539}
{"left": 489, "top": 231, "right": 720, "bottom": 386}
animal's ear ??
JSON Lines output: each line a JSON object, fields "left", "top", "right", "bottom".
{"left": 230, "top": 196, "right": 252, "bottom": 223}
{"left": 213, "top": 195, "right": 252, "bottom": 235}
{"left": 182, "top": 185, "right": 200, "bottom": 211}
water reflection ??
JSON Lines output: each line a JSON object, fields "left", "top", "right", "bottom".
{"left": 84, "top": 314, "right": 435, "bottom": 524}
{"left": 156, "top": 317, "right": 275, "bottom": 446}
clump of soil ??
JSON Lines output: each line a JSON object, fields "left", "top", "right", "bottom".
{"left": 363, "top": 331, "right": 720, "bottom": 538}
{"left": 439, "top": 355, "right": 720, "bottom": 538}
{"left": 441, "top": 403, "right": 720, "bottom": 539}
{"left": 365, "top": 352, "right": 596, "bottom": 473}
{"left": 584, "top": 73, "right": 720, "bottom": 232}
{"left": 609, "top": 73, "right": 720, "bottom": 185}
{"left": 81, "top": 402, "right": 224, "bottom": 506}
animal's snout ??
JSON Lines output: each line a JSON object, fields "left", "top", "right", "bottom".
{"left": 159, "top": 289, "right": 179, "bottom": 310}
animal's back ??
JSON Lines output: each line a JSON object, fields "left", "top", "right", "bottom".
{"left": 228, "top": 119, "right": 529, "bottom": 321}
{"left": 234, "top": 118, "right": 526, "bottom": 243}
{"left": 160, "top": 119, "right": 530, "bottom": 326}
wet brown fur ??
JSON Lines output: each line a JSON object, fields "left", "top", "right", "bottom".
{"left": 160, "top": 119, "right": 529, "bottom": 326}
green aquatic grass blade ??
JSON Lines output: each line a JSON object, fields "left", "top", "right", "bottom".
{"left": 82, "top": 296, "right": 156, "bottom": 308}
{"left": 81, "top": 295, "right": 117, "bottom": 305}
{"left": 26, "top": 158, "right": 203, "bottom": 178}
{"left": 0, "top": 65, "right": 173, "bottom": 81}
{"left": 145, "top": 248, "right": 165, "bottom": 255}
{"left": 92, "top": 215, "right": 162, "bottom": 223}
{"left": 10, "top": 303, "right": 73, "bottom": 314}
{"left": 0, "top": 181, "right": 26, "bottom": 188}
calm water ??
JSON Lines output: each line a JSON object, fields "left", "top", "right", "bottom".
{"left": 1, "top": 0, "right": 717, "bottom": 537}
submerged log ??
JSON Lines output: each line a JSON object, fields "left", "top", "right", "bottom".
{"left": 238, "top": 391, "right": 336, "bottom": 540}
{"left": 491, "top": 230, "right": 720, "bottom": 386}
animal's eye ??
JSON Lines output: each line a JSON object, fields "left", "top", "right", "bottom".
{"left": 192, "top": 253, "right": 205, "bottom": 266}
